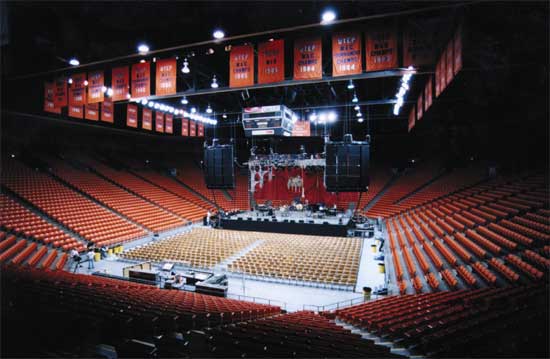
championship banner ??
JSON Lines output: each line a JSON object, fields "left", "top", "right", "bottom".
{"left": 112, "top": 66, "right": 129, "bottom": 101}
{"left": 439, "top": 52, "right": 447, "bottom": 93}
{"left": 365, "top": 25, "right": 398, "bottom": 71}
{"left": 181, "top": 118, "right": 189, "bottom": 136}
{"left": 131, "top": 61, "right": 151, "bottom": 98}
{"left": 403, "top": 24, "right": 436, "bottom": 67}
{"left": 453, "top": 27, "right": 463, "bottom": 75}
{"left": 416, "top": 93, "right": 423, "bottom": 121}
{"left": 53, "top": 76, "right": 68, "bottom": 108}
{"left": 435, "top": 58, "right": 442, "bottom": 98}
{"left": 424, "top": 76, "right": 433, "bottom": 112}
{"left": 165, "top": 114, "right": 173, "bottom": 134}
{"left": 155, "top": 58, "right": 177, "bottom": 95}
{"left": 189, "top": 120, "right": 196, "bottom": 136}
{"left": 85, "top": 103, "right": 99, "bottom": 121}
{"left": 126, "top": 104, "right": 138, "bottom": 128}
{"left": 101, "top": 98, "right": 114, "bottom": 123}
{"left": 293, "top": 37, "right": 322, "bottom": 80}
{"left": 87, "top": 70, "right": 104, "bottom": 104}
{"left": 69, "top": 105, "right": 83, "bottom": 119}
{"left": 408, "top": 106, "right": 416, "bottom": 133}
{"left": 69, "top": 73, "right": 87, "bottom": 106}
{"left": 197, "top": 122, "right": 204, "bottom": 137}
{"left": 258, "top": 39, "right": 285, "bottom": 84}
{"left": 292, "top": 120, "right": 311, "bottom": 136}
{"left": 142, "top": 108, "right": 152, "bottom": 130}
{"left": 44, "top": 82, "right": 61, "bottom": 113}
{"left": 155, "top": 112, "right": 164, "bottom": 133}
{"left": 446, "top": 42, "right": 454, "bottom": 86}
{"left": 332, "top": 32, "right": 362, "bottom": 77}
{"left": 229, "top": 44, "right": 254, "bottom": 87}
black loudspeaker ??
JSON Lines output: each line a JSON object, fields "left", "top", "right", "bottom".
{"left": 204, "top": 142, "right": 235, "bottom": 189}
{"left": 325, "top": 134, "right": 370, "bottom": 192}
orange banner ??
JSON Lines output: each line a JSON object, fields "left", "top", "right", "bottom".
{"left": 365, "top": 25, "right": 398, "bottom": 71}
{"left": 127, "top": 104, "right": 138, "bottom": 128}
{"left": 69, "top": 105, "right": 83, "bottom": 119}
{"left": 453, "top": 27, "right": 462, "bottom": 75}
{"left": 85, "top": 103, "right": 99, "bottom": 121}
{"left": 416, "top": 93, "right": 423, "bottom": 121}
{"left": 44, "top": 82, "right": 61, "bottom": 113}
{"left": 165, "top": 114, "right": 173, "bottom": 134}
{"left": 131, "top": 62, "right": 151, "bottom": 99}
{"left": 332, "top": 33, "right": 362, "bottom": 77}
{"left": 230, "top": 44, "right": 255, "bottom": 87}
{"left": 69, "top": 73, "right": 87, "bottom": 106}
{"left": 181, "top": 118, "right": 189, "bottom": 136}
{"left": 446, "top": 42, "right": 454, "bottom": 86}
{"left": 54, "top": 77, "right": 68, "bottom": 108}
{"left": 424, "top": 76, "right": 433, "bottom": 112}
{"left": 155, "top": 112, "right": 164, "bottom": 133}
{"left": 439, "top": 52, "right": 447, "bottom": 93}
{"left": 292, "top": 120, "right": 311, "bottom": 136}
{"left": 293, "top": 37, "right": 322, "bottom": 80}
{"left": 101, "top": 98, "right": 114, "bottom": 123}
{"left": 156, "top": 58, "right": 177, "bottom": 95}
{"left": 408, "top": 106, "right": 416, "bottom": 133}
{"left": 197, "top": 123, "right": 204, "bottom": 137}
{"left": 258, "top": 39, "right": 285, "bottom": 84}
{"left": 189, "top": 120, "right": 196, "bottom": 136}
{"left": 87, "top": 71, "right": 104, "bottom": 104}
{"left": 142, "top": 109, "right": 152, "bottom": 130}
{"left": 435, "top": 58, "right": 442, "bottom": 98}
{"left": 112, "top": 66, "right": 129, "bottom": 101}
{"left": 403, "top": 24, "right": 436, "bottom": 67}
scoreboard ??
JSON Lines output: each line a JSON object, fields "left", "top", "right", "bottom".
{"left": 242, "top": 105, "right": 296, "bottom": 137}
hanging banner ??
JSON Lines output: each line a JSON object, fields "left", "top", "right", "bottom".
{"left": 258, "top": 39, "right": 285, "bottom": 84}
{"left": 155, "top": 58, "right": 177, "bottom": 95}
{"left": 181, "top": 118, "right": 189, "bottom": 136}
{"left": 416, "top": 93, "right": 423, "bottom": 121}
{"left": 365, "top": 25, "right": 398, "bottom": 71}
{"left": 403, "top": 23, "right": 436, "bottom": 67}
{"left": 112, "top": 66, "right": 129, "bottom": 101}
{"left": 69, "top": 73, "right": 87, "bottom": 106}
{"left": 453, "top": 27, "right": 463, "bottom": 75}
{"left": 332, "top": 32, "right": 362, "bottom": 77}
{"left": 101, "top": 98, "right": 113, "bottom": 123}
{"left": 142, "top": 108, "right": 152, "bottom": 130}
{"left": 446, "top": 42, "right": 454, "bottom": 86}
{"left": 189, "top": 120, "right": 196, "bottom": 136}
{"left": 435, "top": 58, "right": 442, "bottom": 97}
{"left": 53, "top": 76, "right": 68, "bottom": 108}
{"left": 197, "top": 123, "right": 204, "bottom": 137}
{"left": 439, "top": 52, "right": 447, "bottom": 93}
{"left": 131, "top": 62, "right": 151, "bottom": 98}
{"left": 155, "top": 112, "right": 164, "bottom": 133}
{"left": 293, "top": 37, "right": 322, "bottom": 80}
{"left": 44, "top": 82, "right": 61, "bottom": 113}
{"left": 408, "top": 106, "right": 416, "bottom": 132}
{"left": 292, "top": 120, "right": 311, "bottom": 137}
{"left": 424, "top": 76, "right": 433, "bottom": 112}
{"left": 87, "top": 71, "right": 104, "bottom": 104}
{"left": 85, "top": 103, "right": 99, "bottom": 121}
{"left": 230, "top": 44, "right": 254, "bottom": 87}
{"left": 165, "top": 114, "right": 173, "bottom": 134}
{"left": 127, "top": 104, "right": 138, "bottom": 128}
{"left": 69, "top": 105, "right": 83, "bottom": 119}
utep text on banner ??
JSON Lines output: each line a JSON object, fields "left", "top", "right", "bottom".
{"left": 127, "top": 104, "right": 138, "bottom": 128}
{"left": 85, "top": 103, "right": 99, "bottom": 121}
{"left": 293, "top": 37, "right": 322, "bottom": 80}
{"left": 69, "top": 73, "right": 87, "bottom": 106}
{"left": 155, "top": 112, "right": 164, "bottom": 133}
{"left": 142, "top": 109, "right": 152, "bottom": 130}
{"left": 101, "top": 98, "right": 114, "bottom": 123}
{"left": 54, "top": 76, "right": 67, "bottom": 108}
{"left": 87, "top": 71, "right": 104, "bottom": 104}
{"left": 165, "top": 114, "right": 173, "bottom": 134}
{"left": 258, "top": 39, "right": 285, "bottom": 84}
{"left": 112, "top": 66, "right": 129, "bottom": 101}
{"left": 181, "top": 118, "right": 189, "bottom": 136}
{"left": 156, "top": 58, "right": 177, "bottom": 95}
{"left": 332, "top": 32, "right": 362, "bottom": 76}
{"left": 230, "top": 44, "right": 254, "bottom": 87}
{"left": 365, "top": 24, "right": 398, "bottom": 71}
{"left": 131, "top": 62, "right": 151, "bottom": 99}
{"left": 44, "top": 82, "right": 61, "bottom": 113}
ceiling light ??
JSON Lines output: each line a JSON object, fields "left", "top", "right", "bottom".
{"left": 153, "top": 57, "right": 157, "bottom": 63}
{"left": 321, "top": 9, "right": 336, "bottom": 24}
{"left": 181, "top": 96, "right": 189, "bottom": 104}
{"left": 181, "top": 58, "right": 190, "bottom": 74}
{"left": 207, "top": 48, "right": 215, "bottom": 55}
{"left": 102, "top": 86, "right": 107, "bottom": 93}
{"left": 352, "top": 93, "right": 358, "bottom": 103}
{"left": 84, "top": 80, "right": 89, "bottom": 86}
{"left": 154, "top": 103, "right": 160, "bottom": 109}
{"left": 106, "top": 88, "right": 113, "bottom": 97}
{"left": 141, "top": 99, "right": 148, "bottom": 106}
{"left": 211, "top": 75, "right": 219, "bottom": 88}
{"left": 356, "top": 112, "right": 362, "bottom": 117}
{"left": 191, "top": 107, "right": 197, "bottom": 113}
{"left": 222, "top": 113, "right": 227, "bottom": 119}
{"left": 309, "top": 113, "right": 318, "bottom": 122}
{"left": 327, "top": 111, "right": 337, "bottom": 122}
{"left": 69, "top": 58, "right": 80, "bottom": 66}
{"left": 148, "top": 101, "right": 154, "bottom": 108}
{"left": 347, "top": 80, "right": 354, "bottom": 90}
{"left": 213, "top": 29, "right": 225, "bottom": 40}
{"left": 358, "top": 117, "right": 364, "bottom": 123}
{"left": 68, "top": 78, "right": 73, "bottom": 84}
{"left": 206, "top": 105, "right": 213, "bottom": 114}
{"left": 354, "top": 105, "right": 360, "bottom": 111}
{"left": 137, "top": 44, "right": 149, "bottom": 54}
{"left": 140, "top": 59, "right": 146, "bottom": 63}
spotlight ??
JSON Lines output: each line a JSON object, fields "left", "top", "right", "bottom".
{"left": 69, "top": 58, "right": 80, "bottom": 66}
{"left": 358, "top": 117, "right": 364, "bottom": 123}
{"left": 327, "top": 111, "right": 337, "bottom": 122}
{"left": 321, "top": 9, "right": 336, "bottom": 24}
{"left": 352, "top": 94, "right": 358, "bottom": 103}
{"left": 356, "top": 112, "right": 362, "bottom": 117}
{"left": 141, "top": 99, "right": 148, "bottom": 106}
{"left": 152, "top": 57, "right": 157, "bottom": 63}
{"left": 191, "top": 107, "right": 197, "bottom": 113}
{"left": 319, "top": 113, "right": 327, "bottom": 123}
{"left": 140, "top": 59, "right": 146, "bottom": 63}
{"left": 148, "top": 101, "right": 155, "bottom": 108}
{"left": 211, "top": 75, "right": 219, "bottom": 88}
{"left": 181, "top": 58, "right": 190, "bottom": 73}
{"left": 126, "top": 93, "right": 131, "bottom": 99}
{"left": 106, "top": 88, "right": 113, "bottom": 97}
{"left": 354, "top": 105, "right": 360, "bottom": 111}
{"left": 347, "top": 80, "right": 354, "bottom": 90}
{"left": 68, "top": 78, "right": 73, "bottom": 84}
{"left": 181, "top": 96, "right": 189, "bottom": 105}
{"left": 154, "top": 103, "right": 160, "bottom": 109}
{"left": 291, "top": 114, "right": 298, "bottom": 123}
{"left": 206, "top": 105, "right": 213, "bottom": 114}
{"left": 309, "top": 113, "right": 318, "bottom": 122}
{"left": 207, "top": 48, "right": 215, "bottom": 55}
{"left": 222, "top": 113, "right": 227, "bottom": 119}
{"left": 213, "top": 29, "right": 225, "bottom": 40}
{"left": 169, "top": 107, "right": 175, "bottom": 114}
{"left": 137, "top": 44, "right": 150, "bottom": 54}
{"left": 84, "top": 80, "right": 89, "bottom": 86}
{"left": 102, "top": 86, "right": 107, "bottom": 93}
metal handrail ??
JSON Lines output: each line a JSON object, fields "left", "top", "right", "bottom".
{"left": 303, "top": 294, "right": 382, "bottom": 312}
{"left": 227, "top": 293, "right": 287, "bottom": 310}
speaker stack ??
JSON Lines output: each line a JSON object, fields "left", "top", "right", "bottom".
{"left": 324, "top": 134, "right": 370, "bottom": 192}
{"left": 204, "top": 139, "right": 235, "bottom": 189}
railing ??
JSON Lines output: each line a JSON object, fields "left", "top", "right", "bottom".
{"left": 302, "top": 294, "right": 382, "bottom": 312}
{"left": 227, "top": 293, "right": 287, "bottom": 310}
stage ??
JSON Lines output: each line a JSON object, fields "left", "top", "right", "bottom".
{"left": 220, "top": 209, "right": 353, "bottom": 237}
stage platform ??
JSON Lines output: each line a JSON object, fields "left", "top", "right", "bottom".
{"left": 220, "top": 210, "right": 352, "bottom": 237}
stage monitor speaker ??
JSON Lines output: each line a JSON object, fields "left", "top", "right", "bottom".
{"left": 325, "top": 134, "right": 370, "bottom": 192}
{"left": 204, "top": 142, "right": 235, "bottom": 189}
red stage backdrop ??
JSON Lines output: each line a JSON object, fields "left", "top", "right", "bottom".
{"left": 85, "top": 103, "right": 99, "bottom": 121}
{"left": 155, "top": 58, "right": 177, "bottom": 95}
{"left": 69, "top": 73, "right": 86, "bottom": 106}
{"left": 197, "top": 123, "right": 204, "bottom": 137}
{"left": 101, "top": 98, "right": 114, "bottom": 123}
{"left": 365, "top": 24, "right": 398, "bottom": 71}
{"left": 44, "top": 82, "right": 61, "bottom": 113}
{"left": 408, "top": 106, "right": 416, "bottom": 132}
{"left": 181, "top": 118, "right": 189, "bottom": 136}
{"left": 332, "top": 32, "right": 362, "bottom": 76}
{"left": 155, "top": 112, "right": 164, "bottom": 133}
{"left": 112, "top": 66, "right": 129, "bottom": 101}
{"left": 126, "top": 104, "right": 138, "bottom": 128}
{"left": 293, "top": 37, "right": 322, "bottom": 80}
{"left": 165, "top": 114, "right": 173, "bottom": 134}
{"left": 229, "top": 44, "right": 254, "bottom": 87}
{"left": 87, "top": 71, "right": 104, "bottom": 104}
{"left": 258, "top": 39, "right": 285, "bottom": 84}
{"left": 131, "top": 62, "right": 151, "bottom": 98}
{"left": 69, "top": 105, "right": 83, "bottom": 119}
{"left": 54, "top": 76, "right": 68, "bottom": 108}
{"left": 416, "top": 93, "right": 423, "bottom": 121}
{"left": 142, "top": 108, "right": 152, "bottom": 130}
{"left": 189, "top": 120, "right": 196, "bottom": 136}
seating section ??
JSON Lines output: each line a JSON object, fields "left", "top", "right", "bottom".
{"left": 1, "top": 160, "right": 146, "bottom": 247}
{"left": 334, "top": 286, "right": 548, "bottom": 358}
{"left": 385, "top": 173, "right": 548, "bottom": 294}
{"left": 120, "top": 228, "right": 258, "bottom": 268}
{"left": 205, "top": 311, "right": 398, "bottom": 358}
{"left": 356, "top": 166, "right": 393, "bottom": 210}
{"left": 0, "top": 234, "right": 67, "bottom": 269}
{"left": 0, "top": 193, "right": 84, "bottom": 252}
{"left": 89, "top": 160, "right": 206, "bottom": 222}
{"left": 228, "top": 231, "right": 361, "bottom": 287}
{"left": 46, "top": 160, "right": 186, "bottom": 232}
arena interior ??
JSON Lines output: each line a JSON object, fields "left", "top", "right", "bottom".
{"left": 1, "top": 2, "right": 549, "bottom": 358}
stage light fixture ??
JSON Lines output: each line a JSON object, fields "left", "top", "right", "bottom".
{"left": 213, "top": 29, "right": 225, "bottom": 40}
{"left": 356, "top": 111, "right": 362, "bottom": 117}
{"left": 180, "top": 96, "right": 189, "bottom": 105}
{"left": 148, "top": 101, "right": 154, "bottom": 108}
{"left": 140, "top": 59, "right": 146, "bottom": 63}
{"left": 106, "top": 88, "right": 113, "bottom": 97}
{"left": 69, "top": 58, "right": 80, "bottom": 66}
{"left": 141, "top": 99, "right": 148, "bottom": 106}
{"left": 354, "top": 104, "right": 360, "bottom": 111}
{"left": 154, "top": 103, "right": 160, "bottom": 109}
{"left": 126, "top": 93, "right": 131, "bottom": 99}
{"left": 68, "top": 78, "right": 73, "bottom": 84}
{"left": 191, "top": 107, "right": 197, "bottom": 113}
{"left": 309, "top": 113, "right": 318, "bottom": 122}
{"left": 84, "top": 80, "right": 89, "bottom": 86}
{"left": 291, "top": 114, "right": 298, "bottom": 123}
{"left": 347, "top": 80, "right": 354, "bottom": 90}
{"left": 393, "top": 65, "right": 415, "bottom": 116}
{"left": 327, "top": 111, "right": 337, "bottom": 123}
{"left": 206, "top": 105, "right": 213, "bottom": 114}
{"left": 181, "top": 59, "right": 190, "bottom": 73}
{"left": 137, "top": 44, "right": 149, "bottom": 54}
{"left": 102, "top": 86, "right": 107, "bottom": 93}
{"left": 222, "top": 113, "right": 227, "bottom": 119}
{"left": 352, "top": 93, "right": 358, "bottom": 103}
{"left": 358, "top": 117, "right": 364, "bottom": 123}
{"left": 211, "top": 75, "right": 219, "bottom": 88}
{"left": 321, "top": 9, "right": 336, "bottom": 24}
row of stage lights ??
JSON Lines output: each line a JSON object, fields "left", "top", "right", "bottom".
{"left": 133, "top": 98, "right": 217, "bottom": 125}
{"left": 393, "top": 65, "right": 414, "bottom": 115}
